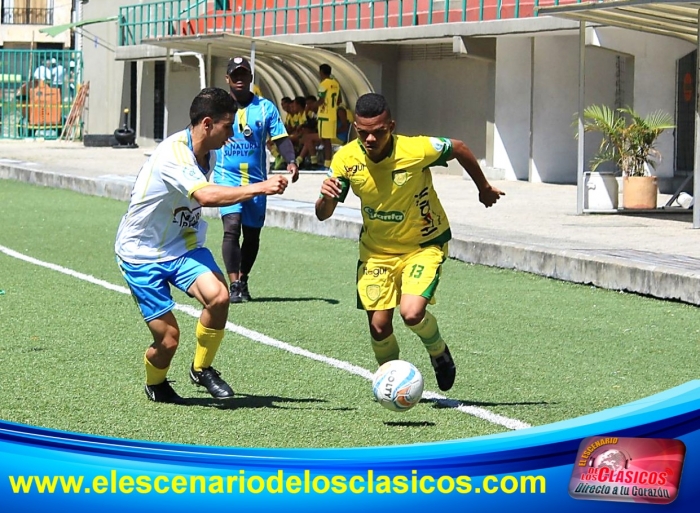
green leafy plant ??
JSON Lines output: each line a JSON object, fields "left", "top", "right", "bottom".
{"left": 581, "top": 105, "right": 675, "bottom": 177}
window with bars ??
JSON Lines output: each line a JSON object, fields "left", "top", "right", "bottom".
{"left": 1, "top": 0, "right": 54, "bottom": 25}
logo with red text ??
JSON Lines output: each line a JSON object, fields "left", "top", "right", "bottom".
{"left": 569, "top": 436, "right": 685, "bottom": 504}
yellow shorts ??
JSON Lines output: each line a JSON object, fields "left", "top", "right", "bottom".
{"left": 318, "top": 117, "right": 337, "bottom": 140}
{"left": 356, "top": 245, "right": 447, "bottom": 311}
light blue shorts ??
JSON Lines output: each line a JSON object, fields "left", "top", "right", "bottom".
{"left": 117, "top": 248, "right": 223, "bottom": 322}
{"left": 219, "top": 194, "right": 267, "bottom": 228}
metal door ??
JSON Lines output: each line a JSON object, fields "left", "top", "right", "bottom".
{"left": 675, "top": 50, "right": 695, "bottom": 173}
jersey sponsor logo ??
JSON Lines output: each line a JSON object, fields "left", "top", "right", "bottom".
{"left": 343, "top": 164, "right": 365, "bottom": 175}
{"left": 364, "top": 266, "right": 388, "bottom": 278}
{"left": 172, "top": 206, "right": 201, "bottom": 228}
{"left": 430, "top": 137, "right": 446, "bottom": 152}
{"left": 223, "top": 140, "right": 259, "bottom": 157}
{"left": 392, "top": 170, "right": 408, "bottom": 186}
{"left": 363, "top": 207, "right": 404, "bottom": 223}
{"left": 414, "top": 186, "right": 439, "bottom": 237}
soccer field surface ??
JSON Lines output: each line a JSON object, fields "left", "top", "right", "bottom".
{"left": 1, "top": 180, "right": 698, "bottom": 449}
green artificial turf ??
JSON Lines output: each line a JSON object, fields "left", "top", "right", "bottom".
{"left": 0, "top": 180, "right": 698, "bottom": 448}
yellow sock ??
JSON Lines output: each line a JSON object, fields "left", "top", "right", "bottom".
{"left": 269, "top": 145, "right": 280, "bottom": 157}
{"left": 324, "top": 159, "right": 332, "bottom": 168}
{"left": 371, "top": 333, "right": 400, "bottom": 366}
{"left": 193, "top": 321, "right": 225, "bottom": 371}
{"left": 310, "top": 155, "right": 318, "bottom": 165}
{"left": 407, "top": 311, "right": 445, "bottom": 356}
{"left": 295, "top": 156, "right": 303, "bottom": 166}
{"left": 144, "top": 354, "right": 169, "bottom": 386}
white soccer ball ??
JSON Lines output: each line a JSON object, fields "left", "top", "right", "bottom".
{"left": 372, "top": 360, "right": 424, "bottom": 412}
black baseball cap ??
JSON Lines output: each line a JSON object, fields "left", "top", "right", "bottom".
{"left": 227, "top": 56, "right": 252, "bottom": 75}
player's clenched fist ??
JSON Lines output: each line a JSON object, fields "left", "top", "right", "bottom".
{"left": 320, "top": 177, "right": 342, "bottom": 200}
{"left": 262, "top": 175, "right": 288, "bottom": 195}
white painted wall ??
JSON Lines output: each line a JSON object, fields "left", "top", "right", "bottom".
{"left": 81, "top": 0, "right": 130, "bottom": 137}
{"left": 137, "top": 60, "right": 155, "bottom": 141}
{"left": 165, "top": 58, "right": 204, "bottom": 135}
{"left": 494, "top": 37, "right": 532, "bottom": 180}
{"left": 395, "top": 56, "right": 492, "bottom": 166}
{"left": 531, "top": 34, "right": 581, "bottom": 183}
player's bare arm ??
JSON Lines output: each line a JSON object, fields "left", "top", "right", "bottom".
{"left": 193, "top": 175, "right": 288, "bottom": 207}
{"left": 274, "top": 136, "right": 300, "bottom": 183}
{"left": 449, "top": 138, "right": 505, "bottom": 208}
{"left": 315, "top": 178, "right": 342, "bottom": 221}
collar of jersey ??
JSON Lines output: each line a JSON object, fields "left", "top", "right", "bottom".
{"left": 185, "top": 128, "right": 209, "bottom": 175}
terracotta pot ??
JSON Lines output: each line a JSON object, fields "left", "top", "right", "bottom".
{"left": 622, "top": 176, "right": 658, "bottom": 209}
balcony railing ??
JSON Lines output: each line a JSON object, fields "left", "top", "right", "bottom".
{"left": 1, "top": 8, "right": 54, "bottom": 25}
{"left": 118, "top": 0, "right": 585, "bottom": 46}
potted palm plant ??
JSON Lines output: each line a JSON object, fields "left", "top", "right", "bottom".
{"left": 581, "top": 105, "right": 675, "bottom": 209}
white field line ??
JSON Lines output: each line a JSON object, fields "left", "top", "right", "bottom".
{"left": 0, "top": 244, "right": 531, "bottom": 431}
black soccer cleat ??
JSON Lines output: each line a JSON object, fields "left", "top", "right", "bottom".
{"left": 431, "top": 345, "right": 457, "bottom": 392}
{"left": 144, "top": 380, "right": 185, "bottom": 404}
{"left": 239, "top": 276, "right": 252, "bottom": 302}
{"left": 229, "top": 280, "right": 243, "bottom": 304}
{"left": 189, "top": 365, "right": 235, "bottom": 399}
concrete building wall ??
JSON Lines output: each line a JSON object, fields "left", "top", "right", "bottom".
{"left": 137, "top": 60, "right": 155, "bottom": 141}
{"left": 83, "top": 9, "right": 695, "bottom": 183}
{"left": 494, "top": 37, "right": 532, "bottom": 181}
{"left": 81, "top": 0, "right": 132, "bottom": 139}
{"left": 530, "top": 34, "right": 581, "bottom": 183}
{"left": 165, "top": 57, "right": 204, "bottom": 135}
{"left": 394, "top": 51, "right": 493, "bottom": 172}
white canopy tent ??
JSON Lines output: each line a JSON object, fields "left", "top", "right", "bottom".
{"left": 538, "top": 0, "right": 700, "bottom": 228}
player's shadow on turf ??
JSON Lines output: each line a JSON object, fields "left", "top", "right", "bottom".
{"left": 384, "top": 421, "right": 436, "bottom": 427}
{"left": 249, "top": 296, "right": 340, "bottom": 304}
{"left": 182, "top": 393, "right": 354, "bottom": 411}
{"left": 427, "top": 398, "right": 552, "bottom": 409}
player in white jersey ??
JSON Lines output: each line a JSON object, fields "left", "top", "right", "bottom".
{"left": 115, "top": 88, "right": 288, "bottom": 404}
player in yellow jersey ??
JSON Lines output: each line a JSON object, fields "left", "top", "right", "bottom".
{"left": 315, "top": 93, "right": 505, "bottom": 392}
{"left": 317, "top": 63, "right": 341, "bottom": 169}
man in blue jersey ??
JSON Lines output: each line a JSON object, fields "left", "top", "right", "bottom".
{"left": 214, "top": 56, "right": 299, "bottom": 303}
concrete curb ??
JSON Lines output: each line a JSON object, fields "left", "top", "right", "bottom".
{"left": 3, "top": 163, "right": 700, "bottom": 306}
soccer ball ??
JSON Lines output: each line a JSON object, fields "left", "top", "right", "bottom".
{"left": 372, "top": 360, "right": 424, "bottom": 412}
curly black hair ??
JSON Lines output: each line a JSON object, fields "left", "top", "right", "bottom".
{"left": 354, "top": 93, "right": 391, "bottom": 119}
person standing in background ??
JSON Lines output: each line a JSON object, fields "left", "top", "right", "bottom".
{"left": 317, "top": 64, "right": 341, "bottom": 170}
{"left": 214, "top": 56, "right": 299, "bottom": 303}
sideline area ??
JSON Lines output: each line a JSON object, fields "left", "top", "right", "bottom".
{"left": 1, "top": 139, "right": 699, "bottom": 306}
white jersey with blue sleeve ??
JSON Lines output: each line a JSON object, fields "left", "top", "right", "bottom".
{"left": 115, "top": 129, "right": 215, "bottom": 263}
{"left": 213, "top": 96, "right": 287, "bottom": 186}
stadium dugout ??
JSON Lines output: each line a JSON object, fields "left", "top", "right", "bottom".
{"left": 132, "top": 32, "right": 373, "bottom": 122}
